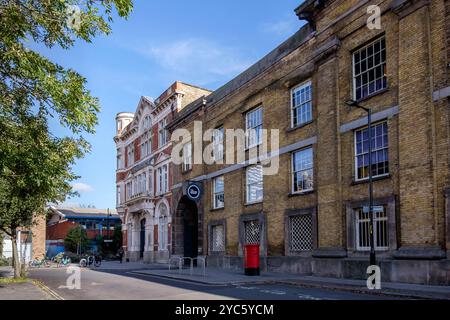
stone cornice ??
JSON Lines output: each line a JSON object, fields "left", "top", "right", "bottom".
{"left": 313, "top": 36, "right": 341, "bottom": 66}
{"left": 295, "top": 0, "right": 329, "bottom": 30}
{"left": 390, "top": 0, "right": 430, "bottom": 18}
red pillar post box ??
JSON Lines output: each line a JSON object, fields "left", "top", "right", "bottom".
{"left": 244, "top": 244, "right": 260, "bottom": 276}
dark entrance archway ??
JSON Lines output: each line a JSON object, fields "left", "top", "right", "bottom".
{"left": 174, "top": 196, "right": 199, "bottom": 261}
{"left": 140, "top": 218, "right": 146, "bottom": 258}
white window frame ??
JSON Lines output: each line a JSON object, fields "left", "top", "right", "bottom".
{"left": 245, "top": 107, "right": 263, "bottom": 149}
{"left": 354, "top": 121, "right": 389, "bottom": 181}
{"left": 140, "top": 134, "right": 151, "bottom": 158}
{"left": 291, "top": 80, "right": 312, "bottom": 128}
{"left": 352, "top": 37, "right": 387, "bottom": 101}
{"left": 212, "top": 126, "right": 224, "bottom": 162}
{"left": 355, "top": 207, "right": 389, "bottom": 251}
{"left": 148, "top": 169, "right": 153, "bottom": 196}
{"left": 246, "top": 165, "right": 263, "bottom": 204}
{"left": 212, "top": 176, "right": 224, "bottom": 209}
{"left": 156, "top": 164, "right": 168, "bottom": 195}
{"left": 144, "top": 116, "right": 151, "bottom": 130}
{"left": 142, "top": 172, "right": 146, "bottom": 193}
{"left": 182, "top": 142, "right": 192, "bottom": 172}
{"left": 157, "top": 167, "right": 162, "bottom": 195}
{"left": 116, "top": 185, "right": 121, "bottom": 206}
{"left": 116, "top": 154, "right": 122, "bottom": 170}
{"left": 127, "top": 145, "right": 134, "bottom": 167}
{"left": 126, "top": 181, "right": 132, "bottom": 201}
{"left": 158, "top": 118, "right": 168, "bottom": 148}
{"left": 291, "top": 147, "right": 314, "bottom": 193}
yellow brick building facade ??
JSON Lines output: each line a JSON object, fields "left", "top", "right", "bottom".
{"left": 169, "top": 0, "right": 450, "bottom": 285}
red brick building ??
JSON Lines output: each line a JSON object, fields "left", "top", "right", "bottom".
{"left": 114, "top": 82, "right": 210, "bottom": 263}
{"left": 46, "top": 207, "right": 120, "bottom": 256}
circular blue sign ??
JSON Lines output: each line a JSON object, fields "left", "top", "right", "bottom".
{"left": 187, "top": 184, "right": 201, "bottom": 201}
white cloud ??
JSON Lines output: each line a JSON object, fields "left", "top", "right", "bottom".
{"left": 135, "top": 38, "right": 252, "bottom": 86}
{"left": 71, "top": 182, "right": 94, "bottom": 193}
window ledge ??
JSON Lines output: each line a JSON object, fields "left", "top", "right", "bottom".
{"left": 209, "top": 252, "right": 226, "bottom": 256}
{"left": 244, "top": 200, "right": 263, "bottom": 206}
{"left": 286, "top": 120, "right": 313, "bottom": 133}
{"left": 210, "top": 206, "right": 224, "bottom": 212}
{"left": 245, "top": 143, "right": 262, "bottom": 152}
{"left": 355, "top": 87, "right": 389, "bottom": 104}
{"left": 351, "top": 174, "right": 391, "bottom": 186}
{"left": 288, "top": 190, "right": 315, "bottom": 197}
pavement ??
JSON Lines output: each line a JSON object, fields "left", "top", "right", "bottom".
{"left": 0, "top": 266, "right": 13, "bottom": 278}
{"left": 0, "top": 266, "right": 58, "bottom": 300}
{"left": 0, "top": 281, "right": 54, "bottom": 300}
{"left": 120, "top": 262, "right": 450, "bottom": 300}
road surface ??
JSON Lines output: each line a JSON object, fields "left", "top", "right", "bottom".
{"left": 28, "top": 266, "right": 401, "bottom": 300}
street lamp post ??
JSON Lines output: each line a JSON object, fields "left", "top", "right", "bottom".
{"left": 346, "top": 99, "right": 376, "bottom": 266}
{"left": 106, "top": 208, "right": 110, "bottom": 240}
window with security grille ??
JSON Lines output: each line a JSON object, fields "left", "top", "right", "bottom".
{"left": 244, "top": 220, "right": 260, "bottom": 244}
{"left": 355, "top": 207, "right": 389, "bottom": 251}
{"left": 355, "top": 122, "right": 389, "bottom": 180}
{"left": 289, "top": 214, "right": 313, "bottom": 251}
{"left": 211, "top": 225, "right": 225, "bottom": 252}
{"left": 353, "top": 37, "right": 387, "bottom": 100}
{"left": 291, "top": 80, "right": 312, "bottom": 127}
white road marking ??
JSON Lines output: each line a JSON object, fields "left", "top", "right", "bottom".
{"left": 260, "top": 289, "right": 286, "bottom": 295}
{"left": 297, "top": 294, "right": 334, "bottom": 300}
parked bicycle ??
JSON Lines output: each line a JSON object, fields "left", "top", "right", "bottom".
{"left": 79, "top": 254, "right": 102, "bottom": 268}
{"left": 28, "top": 256, "right": 51, "bottom": 268}
{"left": 52, "top": 252, "right": 71, "bottom": 267}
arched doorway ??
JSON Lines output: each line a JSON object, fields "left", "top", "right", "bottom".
{"left": 175, "top": 196, "right": 198, "bottom": 260}
{"left": 140, "top": 218, "right": 146, "bottom": 258}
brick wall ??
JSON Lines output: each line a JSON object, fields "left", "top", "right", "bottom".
{"left": 171, "top": 0, "right": 450, "bottom": 261}
{"left": 31, "top": 215, "right": 46, "bottom": 259}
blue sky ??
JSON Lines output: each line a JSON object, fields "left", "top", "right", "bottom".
{"left": 38, "top": 0, "right": 305, "bottom": 209}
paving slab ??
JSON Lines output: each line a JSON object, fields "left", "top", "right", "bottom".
{"left": 0, "top": 281, "right": 53, "bottom": 300}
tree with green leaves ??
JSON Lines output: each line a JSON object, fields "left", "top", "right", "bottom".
{"left": 64, "top": 224, "right": 87, "bottom": 253}
{"left": 0, "top": 0, "right": 133, "bottom": 278}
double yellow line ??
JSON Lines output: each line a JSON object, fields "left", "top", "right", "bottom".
{"left": 32, "top": 279, "right": 65, "bottom": 300}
